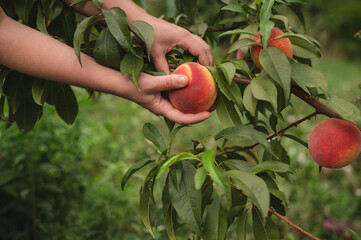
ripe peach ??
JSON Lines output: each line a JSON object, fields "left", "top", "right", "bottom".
{"left": 169, "top": 62, "right": 217, "bottom": 114}
{"left": 308, "top": 118, "right": 361, "bottom": 168}
{"left": 250, "top": 27, "right": 293, "bottom": 70}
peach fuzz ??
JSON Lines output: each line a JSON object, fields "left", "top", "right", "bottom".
{"left": 250, "top": 27, "right": 293, "bottom": 70}
{"left": 308, "top": 118, "right": 361, "bottom": 168}
{"left": 169, "top": 62, "right": 217, "bottom": 114}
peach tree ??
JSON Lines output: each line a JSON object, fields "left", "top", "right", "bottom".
{"left": 1, "top": 0, "right": 361, "bottom": 239}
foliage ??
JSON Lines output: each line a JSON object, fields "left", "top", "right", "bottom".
{"left": 1, "top": 0, "right": 361, "bottom": 239}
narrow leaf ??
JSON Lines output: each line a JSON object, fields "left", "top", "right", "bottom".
{"left": 169, "top": 162, "right": 202, "bottom": 235}
{"left": 93, "top": 28, "right": 121, "bottom": 69}
{"left": 128, "top": 21, "right": 154, "bottom": 60}
{"left": 103, "top": 7, "right": 138, "bottom": 56}
{"left": 218, "top": 29, "right": 257, "bottom": 38}
{"left": 236, "top": 208, "right": 249, "bottom": 240}
{"left": 201, "top": 150, "right": 227, "bottom": 190}
{"left": 221, "top": 4, "right": 247, "bottom": 13}
{"left": 143, "top": 123, "right": 166, "bottom": 153}
{"left": 121, "top": 158, "right": 154, "bottom": 190}
{"left": 140, "top": 179, "right": 156, "bottom": 239}
{"left": 215, "top": 125, "right": 276, "bottom": 158}
{"left": 249, "top": 161, "right": 295, "bottom": 174}
{"left": 220, "top": 62, "right": 236, "bottom": 85}
{"left": 259, "top": 47, "right": 291, "bottom": 101}
{"left": 228, "top": 170, "right": 270, "bottom": 218}
{"left": 73, "top": 16, "right": 94, "bottom": 65}
{"left": 216, "top": 93, "right": 242, "bottom": 128}
{"left": 250, "top": 75, "right": 278, "bottom": 110}
{"left": 204, "top": 196, "right": 228, "bottom": 240}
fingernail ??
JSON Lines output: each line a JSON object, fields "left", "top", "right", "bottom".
{"left": 179, "top": 76, "right": 188, "bottom": 87}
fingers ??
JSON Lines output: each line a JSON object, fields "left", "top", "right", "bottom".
{"left": 139, "top": 73, "right": 189, "bottom": 94}
{"left": 178, "top": 34, "right": 213, "bottom": 66}
{"left": 160, "top": 102, "right": 212, "bottom": 125}
{"left": 151, "top": 49, "right": 171, "bottom": 74}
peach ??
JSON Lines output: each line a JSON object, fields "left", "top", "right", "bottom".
{"left": 169, "top": 62, "right": 217, "bottom": 114}
{"left": 308, "top": 118, "right": 361, "bottom": 168}
{"left": 250, "top": 27, "right": 293, "bottom": 70}
{"left": 236, "top": 49, "right": 246, "bottom": 59}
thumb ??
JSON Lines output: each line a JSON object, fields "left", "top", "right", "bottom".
{"left": 141, "top": 74, "right": 189, "bottom": 93}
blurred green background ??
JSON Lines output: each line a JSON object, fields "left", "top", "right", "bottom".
{"left": 1, "top": 0, "right": 361, "bottom": 239}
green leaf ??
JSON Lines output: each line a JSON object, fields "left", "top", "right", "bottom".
{"left": 14, "top": 92, "right": 41, "bottom": 133}
{"left": 228, "top": 38, "right": 260, "bottom": 53}
{"left": 271, "top": 15, "right": 289, "bottom": 31}
{"left": 120, "top": 52, "right": 144, "bottom": 88}
{"left": 206, "top": 66, "right": 243, "bottom": 108}
{"left": 93, "top": 28, "right": 122, "bottom": 69}
{"left": 216, "top": 92, "right": 242, "bottom": 128}
{"left": 232, "top": 59, "right": 251, "bottom": 77}
{"left": 269, "top": 188, "right": 289, "bottom": 206}
{"left": 162, "top": 178, "right": 176, "bottom": 240}
{"left": 325, "top": 95, "right": 361, "bottom": 125}
{"left": 140, "top": 179, "right": 156, "bottom": 239}
{"left": 223, "top": 159, "right": 254, "bottom": 172}
{"left": 169, "top": 162, "right": 202, "bottom": 235}
{"left": 194, "top": 166, "right": 208, "bottom": 190}
{"left": 103, "top": 7, "right": 138, "bottom": 56}
{"left": 228, "top": 170, "right": 270, "bottom": 218}
{"left": 236, "top": 208, "right": 248, "bottom": 240}
{"left": 201, "top": 150, "right": 228, "bottom": 190}
{"left": 204, "top": 196, "right": 228, "bottom": 240}
{"left": 215, "top": 125, "right": 276, "bottom": 158}
{"left": 32, "top": 79, "right": 49, "bottom": 106}
{"left": 61, "top": 6, "right": 77, "bottom": 46}
{"left": 283, "top": 134, "right": 308, "bottom": 148}
{"left": 291, "top": 61, "right": 328, "bottom": 97}
{"left": 218, "top": 29, "right": 257, "bottom": 38}
{"left": 260, "top": 0, "right": 275, "bottom": 49}
{"left": 143, "top": 123, "right": 166, "bottom": 153}
{"left": 349, "top": 229, "right": 361, "bottom": 240}
{"left": 156, "top": 152, "right": 198, "bottom": 181}
{"left": 69, "top": 0, "right": 88, "bottom": 6}
{"left": 250, "top": 75, "right": 278, "bottom": 110}
{"left": 128, "top": 21, "right": 154, "bottom": 60}
{"left": 221, "top": 4, "right": 247, "bottom": 13}
{"left": 36, "top": 5, "right": 49, "bottom": 35}
{"left": 121, "top": 158, "right": 155, "bottom": 190}
{"left": 252, "top": 207, "right": 279, "bottom": 240}
{"left": 243, "top": 84, "right": 258, "bottom": 116}
{"left": 249, "top": 161, "right": 295, "bottom": 174}
{"left": 53, "top": 83, "right": 78, "bottom": 125}
{"left": 73, "top": 16, "right": 94, "bottom": 65}
{"left": 220, "top": 62, "right": 236, "bottom": 86}
{"left": 259, "top": 47, "right": 291, "bottom": 101}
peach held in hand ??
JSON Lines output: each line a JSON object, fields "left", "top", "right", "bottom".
{"left": 308, "top": 118, "right": 361, "bottom": 168}
{"left": 250, "top": 27, "right": 293, "bottom": 70}
{"left": 169, "top": 62, "right": 217, "bottom": 114}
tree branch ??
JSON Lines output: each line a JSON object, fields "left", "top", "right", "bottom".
{"left": 269, "top": 207, "right": 321, "bottom": 240}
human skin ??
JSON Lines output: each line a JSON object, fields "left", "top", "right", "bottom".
{"left": 250, "top": 27, "right": 293, "bottom": 69}
{"left": 308, "top": 118, "right": 361, "bottom": 168}
{"left": 169, "top": 62, "right": 217, "bottom": 113}
{"left": 0, "top": 1, "right": 213, "bottom": 125}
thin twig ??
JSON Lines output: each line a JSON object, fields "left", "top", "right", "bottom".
{"left": 220, "top": 111, "right": 317, "bottom": 155}
{"left": 269, "top": 207, "right": 321, "bottom": 240}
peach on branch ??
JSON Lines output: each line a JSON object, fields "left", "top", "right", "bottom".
{"left": 250, "top": 27, "right": 293, "bottom": 69}
{"left": 169, "top": 62, "right": 217, "bottom": 114}
{"left": 308, "top": 118, "right": 361, "bottom": 168}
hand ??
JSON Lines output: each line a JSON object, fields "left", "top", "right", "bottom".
{"left": 149, "top": 18, "right": 213, "bottom": 74}
{"left": 128, "top": 73, "right": 211, "bottom": 125}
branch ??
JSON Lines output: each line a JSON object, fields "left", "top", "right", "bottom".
{"left": 269, "top": 207, "right": 321, "bottom": 240}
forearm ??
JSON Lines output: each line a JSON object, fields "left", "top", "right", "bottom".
{"left": 63, "top": 0, "right": 154, "bottom": 22}
{"left": 0, "top": 13, "right": 133, "bottom": 99}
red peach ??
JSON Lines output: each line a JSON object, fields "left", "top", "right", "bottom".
{"left": 250, "top": 27, "right": 293, "bottom": 70}
{"left": 308, "top": 118, "right": 361, "bottom": 168}
{"left": 169, "top": 62, "right": 217, "bottom": 114}
{"left": 236, "top": 49, "right": 246, "bottom": 59}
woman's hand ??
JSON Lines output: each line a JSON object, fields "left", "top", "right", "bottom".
{"left": 149, "top": 18, "right": 213, "bottom": 74}
{"left": 126, "top": 73, "right": 211, "bottom": 125}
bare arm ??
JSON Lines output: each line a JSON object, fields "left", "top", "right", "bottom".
{"left": 63, "top": 0, "right": 213, "bottom": 73}
{"left": 0, "top": 8, "right": 211, "bottom": 125}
